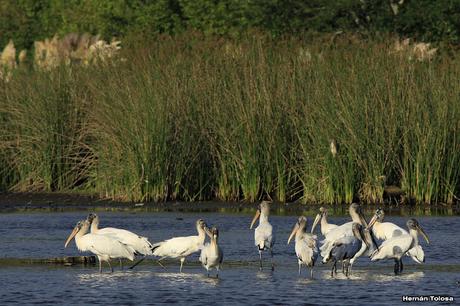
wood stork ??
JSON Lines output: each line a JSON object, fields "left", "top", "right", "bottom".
{"left": 250, "top": 200, "right": 275, "bottom": 271}
{"left": 87, "top": 213, "right": 153, "bottom": 256}
{"left": 311, "top": 207, "right": 339, "bottom": 236}
{"left": 287, "top": 216, "right": 318, "bottom": 278}
{"left": 151, "top": 219, "right": 207, "bottom": 273}
{"left": 370, "top": 218, "right": 429, "bottom": 275}
{"left": 319, "top": 203, "right": 370, "bottom": 259}
{"left": 367, "top": 208, "right": 426, "bottom": 263}
{"left": 199, "top": 227, "right": 224, "bottom": 277}
{"left": 367, "top": 208, "right": 408, "bottom": 240}
{"left": 64, "top": 220, "right": 135, "bottom": 273}
{"left": 322, "top": 223, "right": 369, "bottom": 277}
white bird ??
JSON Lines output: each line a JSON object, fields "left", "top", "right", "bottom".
{"left": 86, "top": 213, "right": 154, "bottom": 269}
{"left": 64, "top": 220, "right": 135, "bottom": 273}
{"left": 311, "top": 207, "right": 339, "bottom": 236}
{"left": 322, "top": 223, "right": 369, "bottom": 277}
{"left": 287, "top": 216, "right": 318, "bottom": 278}
{"left": 367, "top": 208, "right": 426, "bottom": 263}
{"left": 319, "top": 203, "right": 373, "bottom": 259}
{"left": 367, "top": 208, "right": 408, "bottom": 240}
{"left": 250, "top": 200, "right": 275, "bottom": 271}
{"left": 151, "top": 219, "right": 207, "bottom": 272}
{"left": 199, "top": 227, "right": 224, "bottom": 277}
{"left": 371, "top": 218, "right": 430, "bottom": 275}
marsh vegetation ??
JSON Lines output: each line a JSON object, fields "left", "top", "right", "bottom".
{"left": 1, "top": 34, "right": 459, "bottom": 204}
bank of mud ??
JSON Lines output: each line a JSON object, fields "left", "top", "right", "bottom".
{"left": 0, "top": 192, "right": 459, "bottom": 216}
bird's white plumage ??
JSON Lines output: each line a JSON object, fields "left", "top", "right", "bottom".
{"left": 371, "top": 234, "right": 414, "bottom": 261}
{"left": 151, "top": 219, "right": 207, "bottom": 272}
{"left": 153, "top": 235, "right": 204, "bottom": 258}
{"left": 199, "top": 233, "right": 223, "bottom": 275}
{"left": 254, "top": 220, "right": 274, "bottom": 250}
{"left": 76, "top": 232, "right": 135, "bottom": 262}
{"left": 295, "top": 233, "right": 318, "bottom": 268}
{"left": 319, "top": 222, "right": 353, "bottom": 257}
{"left": 368, "top": 209, "right": 425, "bottom": 264}
{"left": 371, "top": 221, "right": 408, "bottom": 241}
{"left": 66, "top": 220, "right": 135, "bottom": 272}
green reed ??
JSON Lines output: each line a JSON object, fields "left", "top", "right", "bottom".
{"left": 1, "top": 34, "right": 459, "bottom": 204}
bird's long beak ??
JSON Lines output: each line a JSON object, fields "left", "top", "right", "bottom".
{"left": 64, "top": 226, "right": 79, "bottom": 248}
{"left": 287, "top": 223, "right": 299, "bottom": 245}
{"left": 361, "top": 229, "right": 371, "bottom": 248}
{"left": 250, "top": 209, "right": 260, "bottom": 229}
{"left": 311, "top": 214, "right": 321, "bottom": 234}
{"left": 367, "top": 214, "right": 378, "bottom": 230}
{"left": 417, "top": 224, "right": 430, "bottom": 244}
{"left": 358, "top": 210, "right": 368, "bottom": 227}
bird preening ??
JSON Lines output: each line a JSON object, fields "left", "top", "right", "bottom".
{"left": 64, "top": 203, "right": 430, "bottom": 278}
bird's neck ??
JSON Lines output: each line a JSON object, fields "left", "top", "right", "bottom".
{"left": 90, "top": 220, "right": 99, "bottom": 233}
{"left": 295, "top": 228, "right": 305, "bottom": 241}
{"left": 409, "top": 229, "right": 419, "bottom": 245}
{"left": 197, "top": 226, "right": 206, "bottom": 243}
{"left": 259, "top": 213, "right": 269, "bottom": 224}
{"left": 321, "top": 214, "right": 329, "bottom": 228}
{"left": 211, "top": 238, "right": 219, "bottom": 252}
{"left": 75, "top": 226, "right": 88, "bottom": 251}
{"left": 350, "top": 210, "right": 366, "bottom": 226}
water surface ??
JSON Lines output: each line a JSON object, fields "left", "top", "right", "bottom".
{"left": 0, "top": 212, "right": 458, "bottom": 305}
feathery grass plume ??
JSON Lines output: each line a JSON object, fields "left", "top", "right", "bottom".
{"left": 0, "top": 40, "right": 17, "bottom": 81}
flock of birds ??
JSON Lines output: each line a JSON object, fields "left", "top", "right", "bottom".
{"left": 64, "top": 201, "right": 429, "bottom": 278}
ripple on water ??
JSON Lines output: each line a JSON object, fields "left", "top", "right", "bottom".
{"left": 0, "top": 212, "right": 458, "bottom": 305}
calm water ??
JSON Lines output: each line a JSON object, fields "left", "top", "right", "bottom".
{"left": 0, "top": 212, "right": 458, "bottom": 305}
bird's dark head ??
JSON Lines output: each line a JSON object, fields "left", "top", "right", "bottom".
{"left": 407, "top": 218, "right": 430, "bottom": 244}
{"left": 86, "top": 213, "right": 97, "bottom": 223}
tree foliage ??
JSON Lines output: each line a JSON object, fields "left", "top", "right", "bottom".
{"left": 2, "top": 0, "right": 460, "bottom": 50}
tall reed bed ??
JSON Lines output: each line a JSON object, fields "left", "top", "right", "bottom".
{"left": 0, "top": 34, "right": 459, "bottom": 204}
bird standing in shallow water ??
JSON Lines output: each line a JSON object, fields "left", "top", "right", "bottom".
{"left": 288, "top": 216, "right": 318, "bottom": 278}
{"left": 199, "top": 227, "right": 224, "bottom": 277}
{"left": 86, "top": 213, "right": 154, "bottom": 269}
{"left": 64, "top": 220, "right": 135, "bottom": 273}
{"left": 250, "top": 201, "right": 275, "bottom": 271}
{"left": 367, "top": 208, "right": 426, "bottom": 264}
{"left": 370, "top": 218, "right": 429, "bottom": 275}
{"left": 151, "top": 219, "right": 208, "bottom": 273}
{"left": 322, "top": 223, "right": 369, "bottom": 277}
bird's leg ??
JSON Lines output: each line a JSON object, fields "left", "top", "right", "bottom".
{"left": 348, "top": 263, "right": 353, "bottom": 276}
{"left": 310, "top": 267, "right": 314, "bottom": 279}
{"left": 157, "top": 259, "right": 167, "bottom": 270}
{"left": 128, "top": 256, "right": 146, "bottom": 270}
{"left": 331, "top": 261, "right": 337, "bottom": 277}
{"left": 99, "top": 259, "right": 102, "bottom": 273}
{"left": 108, "top": 260, "right": 113, "bottom": 273}
{"left": 119, "top": 259, "right": 123, "bottom": 270}
{"left": 342, "top": 261, "right": 345, "bottom": 274}
{"left": 259, "top": 250, "right": 263, "bottom": 271}
{"left": 179, "top": 257, "right": 185, "bottom": 273}
{"left": 216, "top": 266, "right": 220, "bottom": 278}
{"left": 345, "top": 262, "right": 349, "bottom": 278}
{"left": 394, "top": 258, "right": 400, "bottom": 275}
{"left": 270, "top": 249, "right": 274, "bottom": 271}
{"left": 298, "top": 260, "right": 302, "bottom": 276}
{"left": 399, "top": 259, "right": 403, "bottom": 273}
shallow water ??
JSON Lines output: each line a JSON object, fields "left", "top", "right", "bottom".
{"left": 0, "top": 212, "right": 458, "bottom": 305}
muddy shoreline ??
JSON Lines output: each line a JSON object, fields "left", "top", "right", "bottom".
{"left": 0, "top": 192, "right": 459, "bottom": 215}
